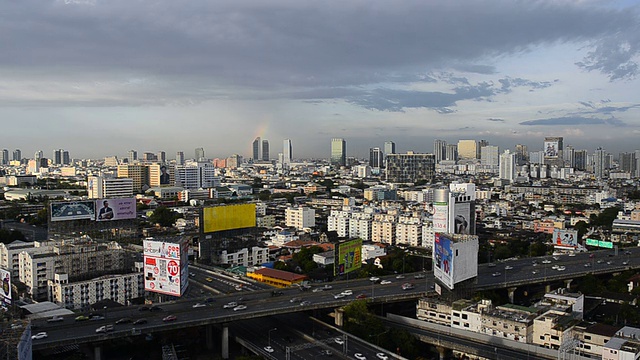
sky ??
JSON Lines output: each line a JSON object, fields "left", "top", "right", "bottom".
{"left": 1, "top": 0, "right": 640, "bottom": 161}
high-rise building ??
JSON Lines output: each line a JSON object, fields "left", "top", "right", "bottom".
{"left": 480, "top": 145, "right": 499, "bottom": 168}
{"left": 12, "top": 149, "right": 21, "bottom": 162}
{"left": 515, "top": 144, "right": 528, "bottom": 165}
{"left": 176, "top": 151, "right": 185, "bottom": 165}
{"left": 156, "top": 151, "right": 166, "bottom": 164}
{"left": 619, "top": 152, "right": 636, "bottom": 175}
{"left": 262, "top": 139, "right": 270, "bottom": 161}
{"left": 544, "top": 136, "right": 564, "bottom": 167}
{"left": 226, "top": 154, "right": 242, "bottom": 169}
{"left": 457, "top": 140, "right": 477, "bottom": 160}
{"left": 34, "top": 150, "right": 43, "bottom": 160}
{"left": 331, "top": 138, "right": 346, "bottom": 167}
{"left": 174, "top": 162, "right": 220, "bottom": 189}
{"left": 0, "top": 149, "right": 8, "bottom": 165}
{"left": 385, "top": 152, "right": 435, "bottom": 183}
{"left": 445, "top": 144, "right": 458, "bottom": 162}
{"left": 369, "top": 147, "right": 384, "bottom": 169}
{"left": 499, "top": 150, "right": 516, "bottom": 182}
{"left": 252, "top": 137, "right": 261, "bottom": 161}
{"left": 62, "top": 150, "right": 70, "bottom": 165}
{"left": 636, "top": 150, "right": 640, "bottom": 178}
{"left": 87, "top": 176, "right": 134, "bottom": 199}
{"left": 574, "top": 150, "right": 588, "bottom": 171}
{"left": 594, "top": 147, "right": 608, "bottom": 179}
{"left": 127, "top": 150, "right": 138, "bottom": 164}
{"left": 384, "top": 141, "right": 396, "bottom": 157}
{"left": 434, "top": 139, "right": 446, "bottom": 163}
{"left": 53, "top": 149, "right": 62, "bottom": 165}
{"left": 283, "top": 139, "right": 292, "bottom": 164}
{"left": 477, "top": 140, "right": 489, "bottom": 159}
{"left": 564, "top": 145, "right": 575, "bottom": 168}
{"left": 195, "top": 147, "right": 205, "bottom": 162}
{"left": 117, "top": 164, "right": 151, "bottom": 192}
{"left": 142, "top": 152, "right": 157, "bottom": 161}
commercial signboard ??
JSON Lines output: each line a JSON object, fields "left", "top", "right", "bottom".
{"left": 586, "top": 238, "right": 613, "bottom": 249}
{"left": 143, "top": 239, "right": 187, "bottom": 297}
{"left": 544, "top": 140, "right": 559, "bottom": 157}
{"left": 0, "top": 268, "right": 11, "bottom": 305}
{"left": 50, "top": 201, "right": 96, "bottom": 222}
{"left": 433, "top": 233, "right": 453, "bottom": 290}
{"left": 453, "top": 202, "right": 474, "bottom": 235}
{"left": 334, "top": 239, "right": 362, "bottom": 276}
{"left": 202, "top": 204, "right": 256, "bottom": 233}
{"left": 95, "top": 198, "right": 136, "bottom": 221}
{"left": 432, "top": 202, "right": 448, "bottom": 233}
{"left": 552, "top": 229, "right": 578, "bottom": 248}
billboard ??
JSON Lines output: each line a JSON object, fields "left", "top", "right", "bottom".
{"left": 553, "top": 229, "right": 578, "bottom": 248}
{"left": 544, "top": 140, "right": 559, "bottom": 157}
{"left": 0, "top": 268, "right": 11, "bottom": 305}
{"left": 143, "top": 239, "right": 187, "bottom": 297}
{"left": 202, "top": 204, "right": 256, "bottom": 233}
{"left": 95, "top": 198, "right": 136, "bottom": 221}
{"left": 586, "top": 238, "right": 613, "bottom": 249}
{"left": 50, "top": 201, "right": 96, "bottom": 222}
{"left": 334, "top": 239, "right": 362, "bottom": 276}
{"left": 453, "top": 202, "right": 474, "bottom": 235}
{"left": 432, "top": 203, "right": 448, "bottom": 232}
{"left": 433, "top": 233, "right": 453, "bottom": 290}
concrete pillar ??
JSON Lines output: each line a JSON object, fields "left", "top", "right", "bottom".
{"left": 564, "top": 279, "right": 573, "bottom": 289}
{"left": 508, "top": 287, "right": 517, "bottom": 303}
{"left": 335, "top": 308, "right": 344, "bottom": 327}
{"left": 206, "top": 324, "right": 214, "bottom": 350}
{"left": 221, "top": 325, "right": 229, "bottom": 359}
{"left": 93, "top": 345, "right": 102, "bottom": 360}
{"left": 436, "top": 345, "right": 447, "bottom": 360}
{"left": 545, "top": 284, "right": 551, "bottom": 293}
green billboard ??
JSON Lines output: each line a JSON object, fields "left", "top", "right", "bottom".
{"left": 335, "top": 239, "right": 363, "bottom": 276}
{"left": 586, "top": 238, "right": 613, "bottom": 249}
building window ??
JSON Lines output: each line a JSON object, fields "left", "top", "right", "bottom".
{"left": 540, "top": 336, "right": 545, "bottom": 340}
{"left": 461, "top": 314, "right": 468, "bottom": 320}
{"left": 584, "top": 335, "right": 591, "bottom": 340}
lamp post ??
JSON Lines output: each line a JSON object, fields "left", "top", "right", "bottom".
{"left": 268, "top": 327, "right": 277, "bottom": 347}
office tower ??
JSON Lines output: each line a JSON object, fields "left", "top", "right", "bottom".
{"left": 53, "top": 149, "right": 61, "bottom": 165}
{"left": 515, "top": 144, "right": 528, "bottom": 165}
{"left": 434, "top": 139, "right": 446, "bottom": 163}
{"left": 176, "top": 151, "right": 185, "bottom": 166}
{"left": 156, "top": 151, "right": 166, "bottom": 164}
{"left": 457, "top": 140, "right": 477, "bottom": 160}
{"left": 499, "top": 150, "right": 516, "bottom": 182}
{"left": 477, "top": 140, "right": 489, "bottom": 159}
{"left": 127, "top": 150, "right": 138, "bottom": 164}
{"left": 445, "top": 144, "right": 458, "bottom": 161}
{"left": 226, "top": 154, "right": 242, "bottom": 169}
{"left": 385, "top": 152, "right": 435, "bottom": 183}
{"left": 195, "top": 147, "right": 205, "bottom": 161}
{"left": 574, "top": 150, "right": 588, "bottom": 171}
{"left": 619, "top": 152, "right": 636, "bottom": 175}
{"left": 369, "top": 147, "right": 384, "bottom": 169}
{"left": 174, "top": 162, "right": 220, "bottom": 189}
{"left": 12, "top": 149, "right": 21, "bottom": 162}
{"left": 331, "top": 138, "right": 346, "bottom": 166}
{"left": 0, "top": 149, "right": 8, "bottom": 165}
{"left": 283, "top": 139, "right": 292, "bottom": 164}
{"left": 87, "top": 176, "right": 134, "bottom": 199}
{"left": 142, "top": 152, "right": 156, "bottom": 161}
{"left": 529, "top": 151, "right": 545, "bottom": 165}
{"left": 636, "top": 150, "right": 640, "bottom": 178}
{"left": 543, "top": 136, "right": 564, "bottom": 167}
{"left": 564, "top": 145, "right": 575, "bottom": 168}
{"left": 594, "top": 147, "right": 608, "bottom": 179}
{"left": 34, "top": 150, "right": 43, "bottom": 160}
{"left": 252, "top": 137, "right": 261, "bottom": 161}
{"left": 117, "top": 164, "right": 151, "bottom": 192}
{"left": 62, "top": 150, "right": 70, "bottom": 165}
{"left": 262, "top": 139, "right": 270, "bottom": 161}
{"left": 480, "top": 145, "right": 499, "bottom": 168}
{"left": 384, "top": 141, "right": 396, "bottom": 156}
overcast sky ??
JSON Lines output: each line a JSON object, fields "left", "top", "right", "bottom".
{"left": 2, "top": 0, "right": 640, "bottom": 160}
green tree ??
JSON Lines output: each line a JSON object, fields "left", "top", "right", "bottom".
{"left": 148, "top": 206, "right": 181, "bottom": 227}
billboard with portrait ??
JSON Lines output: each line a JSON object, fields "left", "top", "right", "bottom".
{"left": 50, "top": 201, "right": 96, "bottom": 222}
{"left": 95, "top": 198, "right": 136, "bottom": 221}
{"left": 453, "top": 202, "right": 475, "bottom": 235}
{"left": 202, "top": 204, "right": 256, "bottom": 233}
{"left": 433, "top": 233, "right": 453, "bottom": 290}
{"left": 143, "top": 239, "right": 187, "bottom": 297}
{"left": 432, "top": 202, "right": 448, "bottom": 233}
{"left": 553, "top": 229, "right": 578, "bottom": 248}
{"left": 544, "top": 140, "right": 559, "bottom": 157}
{"left": 0, "top": 268, "right": 11, "bottom": 305}
{"left": 334, "top": 239, "right": 362, "bottom": 276}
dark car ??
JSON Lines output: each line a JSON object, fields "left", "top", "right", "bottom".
{"left": 149, "top": 305, "right": 162, "bottom": 312}
{"left": 133, "top": 319, "right": 148, "bottom": 325}
{"left": 162, "top": 315, "right": 177, "bottom": 322}
{"left": 115, "top": 318, "right": 132, "bottom": 324}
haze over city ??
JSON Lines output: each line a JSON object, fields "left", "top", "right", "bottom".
{"left": 2, "top": 0, "right": 640, "bottom": 159}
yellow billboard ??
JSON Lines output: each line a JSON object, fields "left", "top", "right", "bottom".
{"left": 202, "top": 204, "right": 256, "bottom": 233}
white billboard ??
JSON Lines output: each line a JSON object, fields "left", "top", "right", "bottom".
{"left": 544, "top": 140, "right": 559, "bottom": 157}
{"left": 0, "top": 268, "right": 11, "bottom": 304}
{"left": 452, "top": 202, "right": 474, "bottom": 235}
{"left": 432, "top": 203, "right": 448, "bottom": 233}
{"left": 143, "top": 240, "right": 187, "bottom": 297}
{"left": 95, "top": 198, "right": 136, "bottom": 221}
{"left": 433, "top": 233, "right": 454, "bottom": 290}
{"left": 552, "top": 229, "right": 578, "bottom": 248}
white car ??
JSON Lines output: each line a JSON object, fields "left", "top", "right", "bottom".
{"left": 380, "top": 280, "right": 392, "bottom": 285}
{"left": 312, "top": 288, "right": 323, "bottom": 293}
{"left": 532, "top": 270, "right": 539, "bottom": 274}
{"left": 551, "top": 265, "right": 559, "bottom": 270}
{"left": 264, "top": 346, "right": 274, "bottom": 353}
{"left": 395, "top": 274, "right": 405, "bottom": 279}
{"left": 341, "top": 290, "right": 353, "bottom": 296}
{"left": 504, "top": 266, "right": 513, "bottom": 270}
{"left": 369, "top": 276, "right": 380, "bottom": 282}
{"left": 334, "top": 293, "right": 346, "bottom": 299}
{"left": 354, "top": 353, "right": 367, "bottom": 360}
{"left": 323, "top": 284, "right": 333, "bottom": 290}
{"left": 335, "top": 337, "right": 344, "bottom": 345}
{"left": 223, "top": 302, "right": 238, "bottom": 309}
{"left": 542, "top": 259, "right": 552, "bottom": 264}
{"left": 557, "top": 266, "right": 566, "bottom": 271}
{"left": 32, "top": 332, "right": 48, "bottom": 340}
{"left": 376, "top": 353, "right": 389, "bottom": 360}
{"left": 192, "top": 303, "right": 206, "bottom": 308}
{"left": 233, "top": 305, "right": 247, "bottom": 311}
{"left": 568, "top": 253, "right": 576, "bottom": 257}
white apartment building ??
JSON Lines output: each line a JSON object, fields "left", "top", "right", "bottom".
{"left": 328, "top": 210, "right": 351, "bottom": 238}
{"left": 416, "top": 297, "right": 452, "bottom": 326}
{"left": 87, "top": 176, "right": 134, "bottom": 199}
{"left": 269, "top": 231, "right": 299, "bottom": 247}
{"left": 285, "top": 206, "right": 315, "bottom": 230}
{"left": 480, "top": 304, "right": 536, "bottom": 343}
{"left": 216, "top": 246, "right": 270, "bottom": 267}
{"left": 451, "top": 299, "right": 490, "bottom": 333}
{"left": 349, "top": 213, "right": 372, "bottom": 241}
{"left": 532, "top": 310, "right": 578, "bottom": 349}
{"left": 603, "top": 326, "right": 640, "bottom": 360}
{"left": 422, "top": 225, "right": 435, "bottom": 249}
{"left": 396, "top": 216, "right": 422, "bottom": 247}
{"left": 371, "top": 214, "right": 396, "bottom": 245}
{"left": 174, "top": 162, "right": 220, "bottom": 189}
{"left": 0, "top": 241, "right": 53, "bottom": 278}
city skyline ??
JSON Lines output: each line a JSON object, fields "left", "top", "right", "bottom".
{"left": 1, "top": 1, "right": 640, "bottom": 158}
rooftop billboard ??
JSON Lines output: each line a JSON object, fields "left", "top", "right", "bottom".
{"left": 335, "top": 238, "right": 362, "bottom": 276}
{"left": 202, "top": 204, "right": 256, "bottom": 233}
{"left": 432, "top": 202, "right": 448, "bottom": 233}
{"left": 143, "top": 239, "right": 188, "bottom": 297}
{"left": 0, "top": 268, "right": 11, "bottom": 305}
{"left": 50, "top": 201, "right": 96, "bottom": 222}
{"left": 552, "top": 229, "right": 578, "bottom": 248}
{"left": 95, "top": 198, "right": 136, "bottom": 221}
{"left": 433, "top": 233, "right": 453, "bottom": 290}
{"left": 544, "top": 140, "right": 559, "bottom": 158}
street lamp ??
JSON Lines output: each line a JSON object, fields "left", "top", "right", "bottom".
{"left": 268, "top": 327, "right": 278, "bottom": 347}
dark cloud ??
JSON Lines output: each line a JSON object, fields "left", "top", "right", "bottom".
{"left": 519, "top": 116, "right": 627, "bottom": 126}
{"left": 498, "top": 77, "right": 556, "bottom": 92}
{"left": 487, "top": 118, "right": 505, "bottom": 122}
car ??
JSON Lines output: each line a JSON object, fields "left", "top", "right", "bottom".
{"left": 95, "top": 325, "right": 114, "bottom": 333}
{"left": 133, "top": 319, "right": 148, "bottom": 325}
{"left": 264, "top": 346, "right": 274, "bottom": 353}
{"left": 149, "top": 305, "right": 162, "bottom": 312}
{"left": 395, "top": 274, "right": 405, "bottom": 279}
{"left": 568, "top": 253, "right": 576, "bottom": 257}
{"left": 504, "top": 266, "right": 513, "bottom": 270}
{"left": 300, "top": 301, "right": 312, "bottom": 306}
{"left": 290, "top": 297, "right": 301, "bottom": 303}
{"left": 115, "top": 318, "right": 132, "bottom": 324}
{"left": 584, "top": 263, "right": 592, "bottom": 267}
{"left": 487, "top": 263, "right": 496, "bottom": 267}
{"left": 380, "top": 280, "right": 392, "bottom": 285}
{"left": 321, "top": 349, "right": 333, "bottom": 356}
{"left": 47, "top": 316, "right": 64, "bottom": 323}
{"left": 401, "top": 283, "right": 415, "bottom": 290}
{"left": 192, "top": 303, "right": 207, "bottom": 308}
{"left": 551, "top": 265, "right": 559, "bottom": 270}
{"left": 532, "top": 262, "right": 538, "bottom": 267}
{"left": 557, "top": 266, "right": 566, "bottom": 271}
{"left": 235, "top": 285, "right": 243, "bottom": 291}
{"left": 162, "top": 315, "right": 177, "bottom": 322}
{"left": 552, "top": 256, "right": 560, "bottom": 261}
{"left": 233, "top": 305, "right": 247, "bottom": 311}
{"left": 492, "top": 272, "right": 501, "bottom": 277}
{"left": 205, "top": 277, "right": 213, "bottom": 282}
{"left": 341, "top": 290, "right": 353, "bottom": 296}
{"left": 75, "top": 315, "right": 90, "bottom": 321}
{"left": 312, "top": 288, "right": 324, "bottom": 293}
{"left": 223, "top": 302, "right": 238, "bottom": 309}
{"left": 625, "top": 251, "right": 632, "bottom": 255}
{"left": 189, "top": 272, "right": 196, "bottom": 277}
{"left": 414, "top": 273, "right": 426, "bottom": 279}
{"left": 334, "top": 337, "right": 344, "bottom": 345}
{"left": 623, "top": 261, "right": 629, "bottom": 265}
{"left": 323, "top": 284, "right": 333, "bottom": 290}
{"left": 542, "top": 259, "right": 552, "bottom": 264}
{"left": 90, "top": 316, "right": 105, "bottom": 321}
{"left": 354, "top": 353, "right": 367, "bottom": 360}
{"left": 31, "top": 332, "right": 48, "bottom": 340}
{"left": 597, "top": 259, "right": 604, "bottom": 264}
{"left": 607, "top": 261, "right": 613, "bottom": 265}
{"left": 376, "top": 353, "right": 389, "bottom": 360}
{"left": 369, "top": 276, "right": 380, "bottom": 282}
{"left": 10, "top": 323, "right": 22, "bottom": 330}
{"left": 334, "top": 293, "right": 346, "bottom": 299}
{"left": 532, "top": 270, "right": 539, "bottom": 274}
{"left": 356, "top": 294, "right": 367, "bottom": 299}
{"left": 233, "top": 275, "right": 240, "bottom": 279}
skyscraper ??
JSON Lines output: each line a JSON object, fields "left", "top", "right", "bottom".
{"left": 330, "top": 138, "right": 346, "bottom": 167}
{"left": 499, "top": 150, "right": 516, "bottom": 182}
{"left": 619, "top": 152, "right": 636, "bottom": 175}
{"left": 0, "top": 149, "right": 8, "bottom": 165}
{"left": 156, "top": 151, "right": 166, "bottom": 164}
{"left": 13, "top": 149, "right": 21, "bottom": 162}
{"left": 457, "top": 140, "right": 477, "bottom": 160}
{"left": 252, "top": 137, "right": 261, "bottom": 161}
{"left": 62, "top": 150, "right": 70, "bottom": 165}
{"left": 594, "top": 147, "right": 608, "bottom": 179}
{"left": 544, "top": 136, "right": 564, "bottom": 167}
{"left": 128, "top": 150, "right": 138, "bottom": 164}
{"left": 515, "top": 144, "right": 528, "bottom": 165}
{"left": 385, "top": 152, "right": 435, "bottom": 183}
{"left": 445, "top": 144, "right": 458, "bottom": 161}
{"left": 34, "top": 150, "right": 43, "bottom": 160}
{"left": 480, "top": 145, "right": 499, "bottom": 168}
{"left": 369, "top": 147, "right": 384, "bottom": 169}
{"left": 574, "top": 150, "right": 587, "bottom": 171}
{"left": 195, "top": 147, "right": 205, "bottom": 161}
{"left": 53, "top": 149, "right": 62, "bottom": 165}
{"left": 176, "top": 151, "right": 185, "bottom": 165}
{"left": 262, "top": 139, "right": 270, "bottom": 161}
{"left": 564, "top": 145, "right": 575, "bottom": 168}
{"left": 283, "top": 139, "right": 292, "bottom": 164}
{"left": 434, "top": 139, "right": 446, "bottom": 163}
{"left": 384, "top": 141, "right": 396, "bottom": 156}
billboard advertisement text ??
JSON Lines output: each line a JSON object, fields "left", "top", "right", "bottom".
{"left": 433, "top": 233, "right": 453, "bottom": 290}
{"left": 202, "top": 204, "right": 256, "bottom": 233}
{"left": 143, "top": 240, "right": 185, "bottom": 297}
{"left": 96, "top": 198, "right": 136, "bottom": 221}
{"left": 0, "top": 268, "right": 11, "bottom": 305}
{"left": 544, "top": 141, "right": 559, "bottom": 157}
{"left": 50, "top": 201, "right": 96, "bottom": 222}
{"left": 553, "top": 229, "right": 578, "bottom": 248}
{"left": 432, "top": 203, "right": 448, "bottom": 232}
{"left": 335, "top": 239, "right": 362, "bottom": 276}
